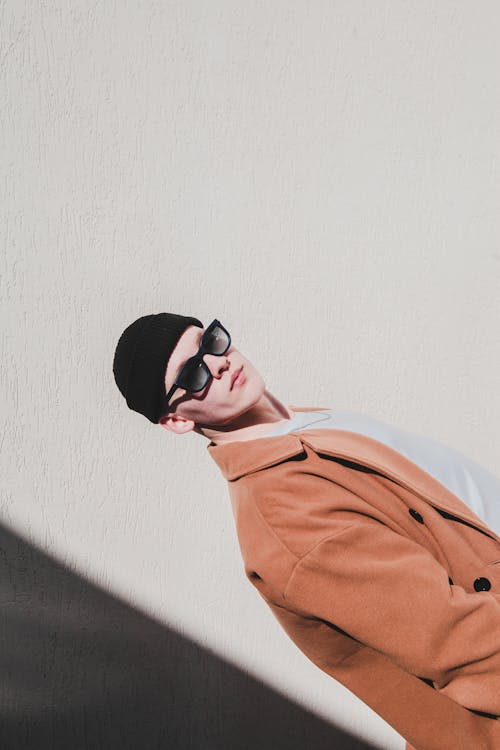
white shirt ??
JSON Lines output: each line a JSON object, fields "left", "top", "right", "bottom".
{"left": 265, "top": 408, "right": 500, "bottom": 536}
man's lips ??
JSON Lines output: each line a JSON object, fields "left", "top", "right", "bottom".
{"left": 230, "top": 366, "right": 243, "bottom": 390}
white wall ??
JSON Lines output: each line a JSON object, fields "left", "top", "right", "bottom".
{"left": 3, "top": 2, "right": 500, "bottom": 748}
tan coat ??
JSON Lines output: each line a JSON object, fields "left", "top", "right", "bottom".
{"left": 207, "top": 406, "right": 500, "bottom": 750}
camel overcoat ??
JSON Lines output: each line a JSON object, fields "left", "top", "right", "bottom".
{"left": 207, "top": 406, "right": 500, "bottom": 750}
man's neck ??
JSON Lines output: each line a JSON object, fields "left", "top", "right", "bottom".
{"left": 198, "top": 391, "right": 294, "bottom": 446}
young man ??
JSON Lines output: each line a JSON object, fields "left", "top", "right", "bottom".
{"left": 113, "top": 312, "right": 500, "bottom": 750}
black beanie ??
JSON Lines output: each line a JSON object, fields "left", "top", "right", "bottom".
{"left": 112, "top": 313, "right": 203, "bottom": 424}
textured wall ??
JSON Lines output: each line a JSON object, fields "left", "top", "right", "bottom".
{"left": 2, "top": 2, "right": 500, "bottom": 748}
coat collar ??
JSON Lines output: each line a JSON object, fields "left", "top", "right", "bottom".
{"left": 207, "top": 405, "right": 500, "bottom": 543}
{"left": 206, "top": 405, "right": 326, "bottom": 481}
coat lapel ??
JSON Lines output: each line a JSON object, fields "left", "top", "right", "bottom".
{"left": 207, "top": 405, "right": 500, "bottom": 544}
{"left": 295, "top": 427, "right": 500, "bottom": 543}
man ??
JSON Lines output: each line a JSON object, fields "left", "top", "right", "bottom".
{"left": 113, "top": 312, "right": 500, "bottom": 750}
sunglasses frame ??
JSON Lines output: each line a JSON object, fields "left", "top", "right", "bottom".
{"left": 164, "top": 319, "right": 231, "bottom": 411}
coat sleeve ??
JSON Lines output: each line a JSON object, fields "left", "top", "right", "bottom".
{"left": 282, "top": 517, "right": 500, "bottom": 716}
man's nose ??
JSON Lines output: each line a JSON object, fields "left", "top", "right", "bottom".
{"left": 203, "top": 353, "right": 229, "bottom": 378}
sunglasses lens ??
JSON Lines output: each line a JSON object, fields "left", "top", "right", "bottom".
{"left": 176, "top": 322, "right": 230, "bottom": 394}
{"left": 180, "top": 359, "right": 210, "bottom": 392}
{"left": 204, "top": 324, "right": 230, "bottom": 355}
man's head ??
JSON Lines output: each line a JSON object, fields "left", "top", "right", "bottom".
{"left": 112, "top": 312, "right": 267, "bottom": 436}
{"left": 160, "top": 318, "right": 266, "bottom": 436}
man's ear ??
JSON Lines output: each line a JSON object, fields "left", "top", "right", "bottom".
{"left": 159, "top": 413, "right": 196, "bottom": 434}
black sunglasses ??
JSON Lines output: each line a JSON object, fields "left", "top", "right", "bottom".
{"left": 164, "top": 319, "right": 231, "bottom": 410}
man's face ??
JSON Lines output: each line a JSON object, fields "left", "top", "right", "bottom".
{"left": 159, "top": 324, "right": 266, "bottom": 433}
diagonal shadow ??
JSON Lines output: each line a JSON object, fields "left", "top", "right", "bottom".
{"left": 0, "top": 522, "right": 377, "bottom": 750}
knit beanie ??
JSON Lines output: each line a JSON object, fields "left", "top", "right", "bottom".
{"left": 112, "top": 313, "right": 203, "bottom": 424}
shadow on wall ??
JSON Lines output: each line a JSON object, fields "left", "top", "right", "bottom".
{"left": 0, "top": 522, "right": 377, "bottom": 750}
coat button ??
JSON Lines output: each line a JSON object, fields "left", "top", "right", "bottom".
{"left": 473, "top": 577, "right": 491, "bottom": 592}
{"left": 409, "top": 508, "right": 424, "bottom": 524}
